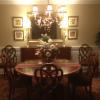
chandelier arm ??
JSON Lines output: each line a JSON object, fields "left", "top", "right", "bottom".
{"left": 48, "top": 0, "right": 50, "bottom": 4}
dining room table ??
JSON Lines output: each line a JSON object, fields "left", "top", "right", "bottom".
{"left": 15, "top": 59, "right": 81, "bottom": 77}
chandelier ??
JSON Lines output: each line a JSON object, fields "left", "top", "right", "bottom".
{"left": 29, "top": 0, "right": 67, "bottom": 34}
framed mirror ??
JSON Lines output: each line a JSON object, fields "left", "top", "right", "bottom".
{"left": 27, "top": 12, "right": 63, "bottom": 46}
{"left": 30, "top": 16, "right": 61, "bottom": 39}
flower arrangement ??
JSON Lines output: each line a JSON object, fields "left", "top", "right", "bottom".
{"left": 35, "top": 34, "right": 58, "bottom": 63}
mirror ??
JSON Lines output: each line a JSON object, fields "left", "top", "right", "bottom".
{"left": 30, "top": 16, "right": 61, "bottom": 40}
{"left": 28, "top": 14, "right": 63, "bottom": 41}
{"left": 27, "top": 11, "right": 65, "bottom": 47}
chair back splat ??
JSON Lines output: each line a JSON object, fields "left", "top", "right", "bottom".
{"left": 33, "top": 63, "right": 64, "bottom": 100}
{"left": 79, "top": 43, "right": 92, "bottom": 66}
{"left": 1, "top": 45, "right": 17, "bottom": 78}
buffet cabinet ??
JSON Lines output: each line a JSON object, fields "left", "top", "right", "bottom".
{"left": 20, "top": 46, "right": 72, "bottom": 62}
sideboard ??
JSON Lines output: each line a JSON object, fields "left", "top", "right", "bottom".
{"left": 20, "top": 46, "right": 72, "bottom": 62}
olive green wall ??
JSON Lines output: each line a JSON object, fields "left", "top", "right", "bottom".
{"left": 0, "top": 4, "right": 100, "bottom": 47}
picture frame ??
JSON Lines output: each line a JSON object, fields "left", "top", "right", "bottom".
{"left": 12, "top": 17, "right": 23, "bottom": 28}
{"left": 68, "top": 16, "right": 79, "bottom": 27}
{"left": 14, "top": 30, "right": 24, "bottom": 41}
{"left": 68, "top": 29, "right": 78, "bottom": 40}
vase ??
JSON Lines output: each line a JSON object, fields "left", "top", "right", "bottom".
{"left": 41, "top": 49, "right": 56, "bottom": 63}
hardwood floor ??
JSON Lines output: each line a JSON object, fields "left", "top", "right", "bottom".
{"left": 0, "top": 75, "right": 100, "bottom": 100}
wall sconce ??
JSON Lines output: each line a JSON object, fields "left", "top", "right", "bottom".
{"left": 23, "top": 16, "right": 31, "bottom": 47}
{"left": 59, "top": 9, "right": 68, "bottom": 46}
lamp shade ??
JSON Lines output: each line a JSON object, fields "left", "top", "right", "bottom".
{"left": 23, "top": 17, "right": 31, "bottom": 28}
{"left": 32, "top": 6, "right": 38, "bottom": 12}
{"left": 47, "top": 4, "right": 52, "bottom": 11}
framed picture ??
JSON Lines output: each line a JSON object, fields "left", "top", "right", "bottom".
{"left": 68, "top": 16, "right": 79, "bottom": 27}
{"left": 68, "top": 29, "right": 78, "bottom": 40}
{"left": 12, "top": 17, "right": 23, "bottom": 28}
{"left": 14, "top": 30, "right": 24, "bottom": 41}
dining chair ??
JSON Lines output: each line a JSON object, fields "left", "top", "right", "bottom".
{"left": 32, "top": 63, "right": 64, "bottom": 100}
{"left": 69, "top": 44, "right": 96, "bottom": 96}
{"left": 1, "top": 45, "right": 32, "bottom": 100}
{"left": 1, "top": 45, "right": 17, "bottom": 78}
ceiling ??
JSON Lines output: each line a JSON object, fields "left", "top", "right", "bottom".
{"left": 0, "top": 0, "right": 100, "bottom": 5}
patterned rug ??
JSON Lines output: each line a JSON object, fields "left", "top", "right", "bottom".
{"left": 0, "top": 75, "right": 100, "bottom": 100}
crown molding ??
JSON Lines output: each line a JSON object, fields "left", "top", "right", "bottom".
{"left": 0, "top": 0, "right": 100, "bottom": 5}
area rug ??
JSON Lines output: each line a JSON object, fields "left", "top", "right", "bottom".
{"left": 0, "top": 75, "right": 100, "bottom": 100}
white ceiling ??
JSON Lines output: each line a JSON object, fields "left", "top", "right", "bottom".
{"left": 0, "top": 0, "right": 100, "bottom": 5}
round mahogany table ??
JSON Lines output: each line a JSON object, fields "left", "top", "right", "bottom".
{"left": 15, "top": 59, "right": 80, "bottom": 77}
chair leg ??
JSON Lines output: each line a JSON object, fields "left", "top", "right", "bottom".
{"left": 8, "top": 88, "right": 12, "bottom": 100}
{"left": 89, "top": 85, "right": 92, "bottom": 93}
{"left": 26, "top": 87, "right": 32, "bottom": 100}
{"left": 85, "top": 86, "right": 88, "bottom": 93}
{"left": 8, "top": 86, "right": 15, "bottom": 100}
{"left": 70, "top": 84, "right": 76, "bottom": 96}
{"left": 85, "top": 85, "right": 92, "bottom": 93}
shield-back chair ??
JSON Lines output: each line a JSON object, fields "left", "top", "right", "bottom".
{"left": 1, "top": 45, "right": 32, "bottom": 100}
{"left": 69, "top": 44, "right": 97, "bottom": 96}
{"left": 32, "top": 63, "right": 64, "bottom": 100}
